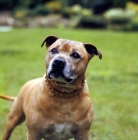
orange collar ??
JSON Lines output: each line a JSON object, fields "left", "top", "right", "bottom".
{"left": 45, "top": 76, "right": 85, "bottom": 99}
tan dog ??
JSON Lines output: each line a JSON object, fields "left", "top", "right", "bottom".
{"left": 0, "top": 36, "right": 102, "bottom": 140}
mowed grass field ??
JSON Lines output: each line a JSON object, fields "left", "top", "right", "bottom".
{"left": 0, "top": 28, "right": 138, "bottom": 140}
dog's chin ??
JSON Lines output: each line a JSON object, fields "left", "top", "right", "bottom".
{"left": 48, "top": 74, "right": 74, "bottom": 84}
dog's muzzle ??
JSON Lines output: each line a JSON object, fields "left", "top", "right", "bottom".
{"left": 48, "top": 58, "right": 74, "bottom": 83}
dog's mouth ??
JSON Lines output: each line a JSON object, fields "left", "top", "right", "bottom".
{"left": 55, "top": 81, "right": 65, "bottom": 85}
{"left": 48, "top": 73, "right": 74, "bottom": 83}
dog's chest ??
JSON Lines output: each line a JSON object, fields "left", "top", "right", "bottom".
{"left": 55, "top": 124, "right": 71, "bottom": 133}
{"left": 44, "top": 123, "right": 74, "bottom": 139}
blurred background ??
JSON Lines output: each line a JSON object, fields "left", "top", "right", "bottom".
{"left": 0, "top": 0, "right": 138, "bottom": 140}
{"left": 0, "top": 0, "right": 138, "bottom": 30}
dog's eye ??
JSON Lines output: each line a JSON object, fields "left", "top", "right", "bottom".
{"left": 71, "top": 53, "right": 80, "bottom": 59}
{"left": 51, "top": 48, "right": 58, "bottom": 54}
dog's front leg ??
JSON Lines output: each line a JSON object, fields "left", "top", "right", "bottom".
{"left": 27, "top": 130, "right": 42, "bottom": 140}
{"left": 74, "top": 130, "right": 89, "bottom": 140}
{"left": 2, "top": 102, "right": 25, "bottom": 140}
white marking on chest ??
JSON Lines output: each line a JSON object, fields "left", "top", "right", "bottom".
{"left": 55, "top": 124, "right": 72, "bottom": 133}
{"left": 54, "top": 123, "right": 73, "bottom": 139}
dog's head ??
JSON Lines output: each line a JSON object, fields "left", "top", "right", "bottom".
{"left": 41, "top": 36, "right": 102, "bottom": 84}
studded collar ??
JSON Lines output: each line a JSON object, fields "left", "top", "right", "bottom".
{"left": 45, "top": 76, "right": 85, "bottom": 99}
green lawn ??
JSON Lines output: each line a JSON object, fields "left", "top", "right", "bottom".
{"left": 0, "top": 28, "right": 138, "bottom": 140}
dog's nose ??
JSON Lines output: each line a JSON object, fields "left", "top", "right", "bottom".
{"left": 53, "top": 58, "right": 65, "bottom": 68}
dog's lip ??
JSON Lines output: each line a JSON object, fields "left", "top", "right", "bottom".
{"left": 55, "top": 81, "right": 65, "bottom": 85}
{"left": 48, "top": 73, "right": 52, "bottom": 79}
{"left": 48, "top": 74, "right": 68, "bottom": 84}
{"left": 48, "top": 73, "right": 74, "bottom": 83}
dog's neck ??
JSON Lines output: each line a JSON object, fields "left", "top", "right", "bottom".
{"left": 45, "top": 76, "right": 85, "bottom": 99}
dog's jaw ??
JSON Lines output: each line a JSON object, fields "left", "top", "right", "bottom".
{"left": 45, "top": 73, "right": 85, "bottom": 94}
{"left": 47, "top": 73, "right": 75, "bottom": 83}
{"left": 45, "top": 75, "right": 85, "bottom": 99}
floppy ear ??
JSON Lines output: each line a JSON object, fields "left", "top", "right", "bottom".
{"left": 84, "top": 44, "right": 102, "bottom": 59}
{"left": 41, "top": 36, "right": 58, "bottom": 48}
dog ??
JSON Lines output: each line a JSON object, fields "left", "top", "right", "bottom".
{"left": 0, "top": 36, "right": 102, "bottom": 140}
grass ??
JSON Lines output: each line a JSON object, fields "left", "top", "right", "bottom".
{"left": 0, "top": 28, "right": 138, "bottom": 140}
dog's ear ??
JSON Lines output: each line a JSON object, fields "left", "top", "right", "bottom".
{"left": 84, "top": 44, "right": 102, "bottom": 59}
{"left": 41, "top": 36, "right": 58, "bottom": 48}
